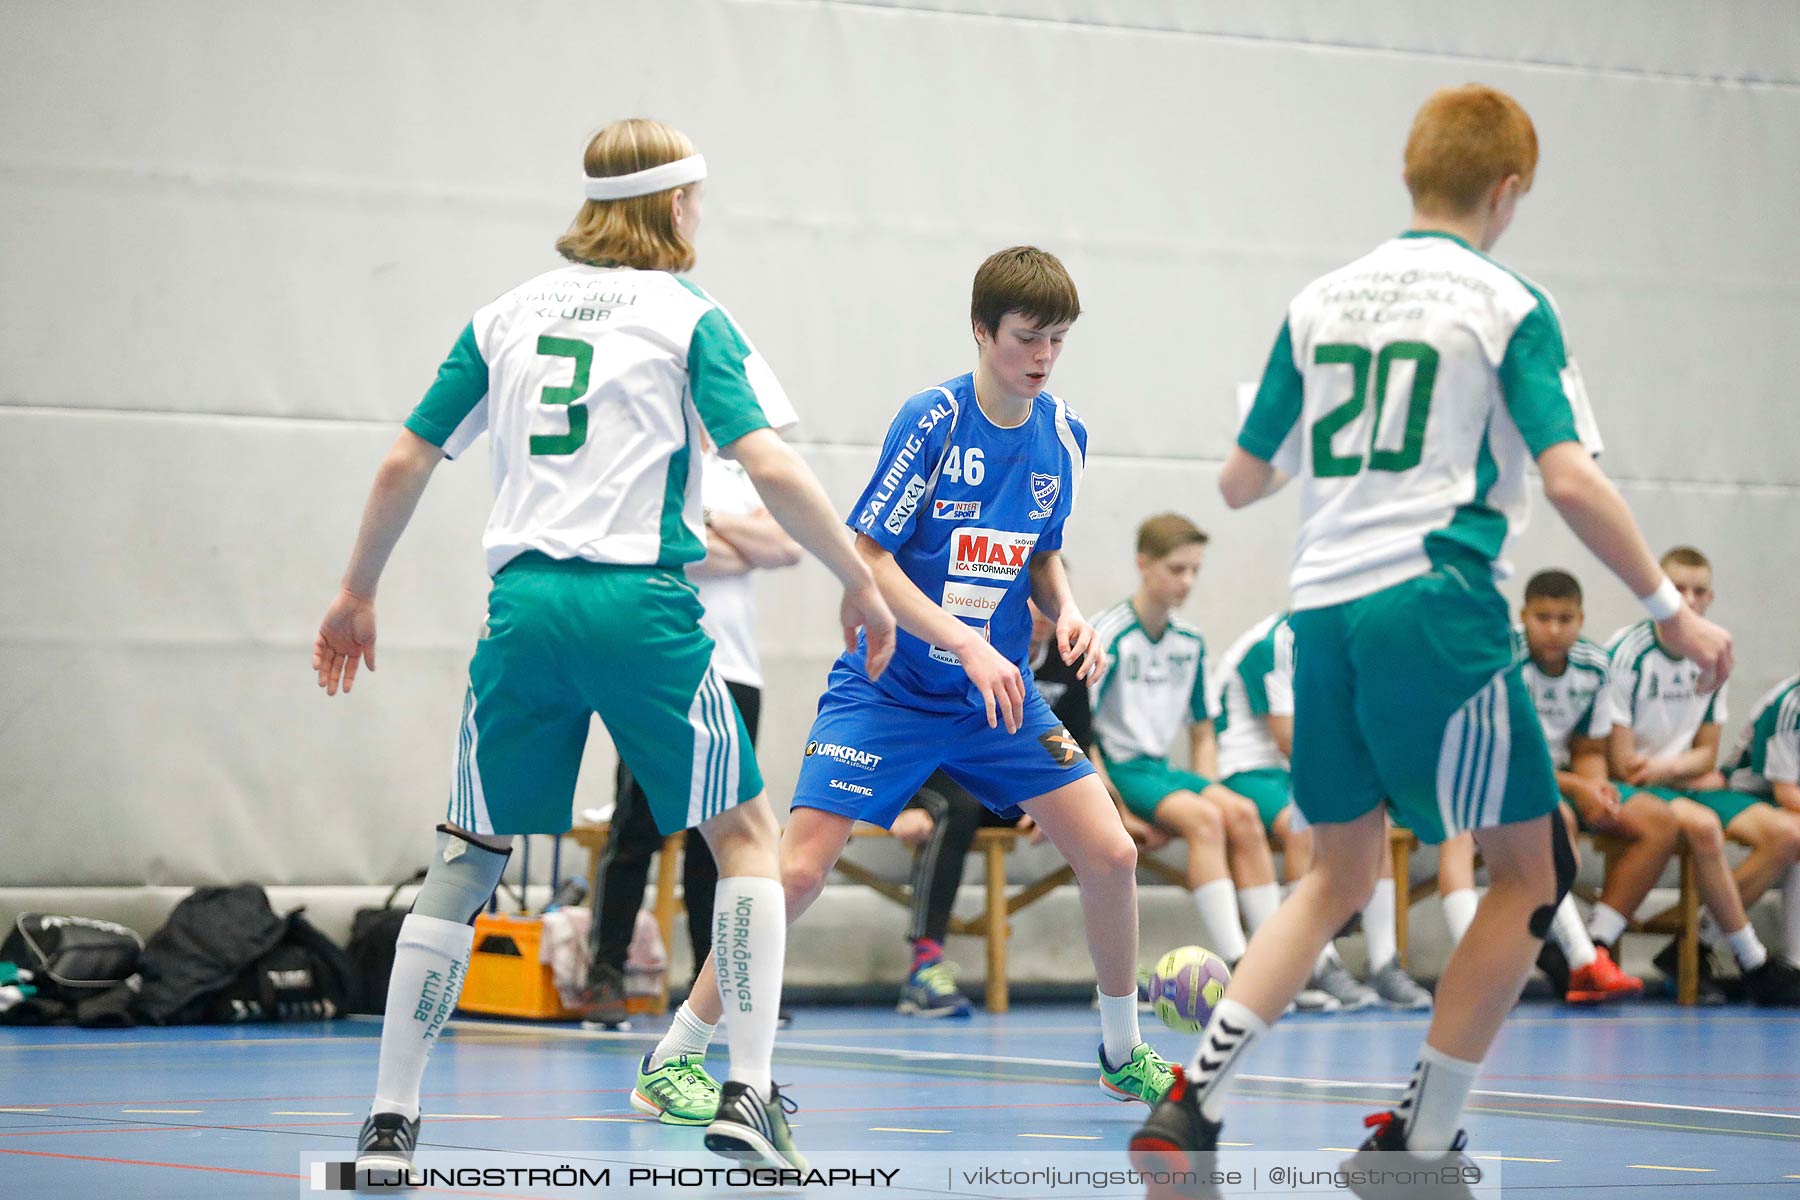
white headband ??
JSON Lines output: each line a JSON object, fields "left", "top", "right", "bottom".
{"left": 582, "top": 154, "right": 707, "bottom": 201}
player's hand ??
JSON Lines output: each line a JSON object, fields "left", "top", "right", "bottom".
{"left": 1621, "top": 752, "right": 1652, "bottom": 787}
{"left": 1656, "top": 607, "right": 1733, "bottom": 693}
{"left": 842, "top": 582, "right": 897, "bottom": 681}
{"left": 1056, "top": 609, "right": 1106, "bottom": 684}
{"left": 961, "top": 639, "right": 1026, "bottom": 734}
{"left": 314, "top": 589, "right": 377, "bottom": 696}
{"left": 1121, "top": 810, "right": 1170, "bottom": 851}
{"left": 1569, "top": 777, "right": 1621, "bottom": 830}
{"left": 889, "top": 807, "right": 934, "bottom": 847}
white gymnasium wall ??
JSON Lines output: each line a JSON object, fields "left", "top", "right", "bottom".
{"left": 3, "top": 2, "right": 1797, "bottom": 968}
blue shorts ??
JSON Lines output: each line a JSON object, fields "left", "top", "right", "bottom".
{"left": 792, "top": 663, "right": 1096, "bottom": 827}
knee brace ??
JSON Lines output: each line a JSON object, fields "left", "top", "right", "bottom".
{"left": 1528, "top": 814, "right": 1578, "bottom": 939}
{"left": 410, "top": 827, "right": 512, "bottom": 925}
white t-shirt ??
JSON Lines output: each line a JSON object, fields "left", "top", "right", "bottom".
{"left": 1725, "top": 674, "right": 1800, "bottom": 795}
{"left": 1213, "top": 612, "right": 1295, "bottom": 778}
{"left": 405, "top": 265, "right": 797, "bottom": 576}
{"left": 1602, "top": 620, "right": 1729, "bottom": 761}
{"left": 1238, "top": 232, "right": 1602, "bottom": 611}
{"left": 1090, "top": 600, "right": 1216, "bottom": 764}
{"left": 695, "top": 454, "right": 766, "bottom": 689}
{"left": 1519, "top": 635, "right": 1612, "bottom": 769}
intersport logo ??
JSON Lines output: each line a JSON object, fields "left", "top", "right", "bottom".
{"left": 949, "top": 528, "right": 1036, "bottom": 581}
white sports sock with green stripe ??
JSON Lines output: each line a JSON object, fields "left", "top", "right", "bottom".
{"left": 371, "top": 914, "right": 473, "bottom": 1121}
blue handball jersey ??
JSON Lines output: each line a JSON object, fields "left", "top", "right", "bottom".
{"left": 844, "top": 372, "right": 1089, "bottom": 712}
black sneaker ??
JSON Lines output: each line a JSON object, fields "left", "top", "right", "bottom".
{"left": 1743, "top": 954, "right": 1800, "bottom": 1006}
{"left": 578, "top": 961, "right": 630, "bottom": 1028}
{"left": 356, "top": 1110, "right": 419, "bottom": 1189}
{"left": 704, "top": 1080, "right": 805, "bottom": 1170}
{"left": 1343, "top": 1110, "right": 1478, "bottom": 1199}
{"left": 1127, "top": 1065, "right": 1223, "bottom": 1198}
{"left": 1651, "top": 938, "right": 1730, "bottom": 1004}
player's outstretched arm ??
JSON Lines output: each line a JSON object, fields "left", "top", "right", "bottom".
{"left": 313, "top": 429, "right": 444, "bottom": 696}
{"left": 722, "top": 428, "right": 896, "bottom": 678}
{"left": 852, "top": 533, "right": 1025, "bottom": 733}
{"left": 1027, "top": 551, "right": 1104, "bottom": 683}
{"left": 1538, "top": 442, "right": 1733, "bottom": 691}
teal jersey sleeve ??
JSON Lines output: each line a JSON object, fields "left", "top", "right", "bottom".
{"left": 687, "top": 306, "right": 774, "bottom": 449}
{"left": 1238, "top": 319, "right": 1303, "bottom": 463}
{"left": 1497, "top": 301, "right": 1581, "bottom": 456}
{"left": 1189, "top": 642, "right": 1213, "bottom": 723}
{"left": 405, "top": 322, "right": 489, "bottom": 456}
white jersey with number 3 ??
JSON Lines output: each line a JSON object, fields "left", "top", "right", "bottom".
{"left": 1238, "top": 232, "right": 1603, "bottom": 611}
{"left": 404, "top": 264, "right": 796, "bottom": 576}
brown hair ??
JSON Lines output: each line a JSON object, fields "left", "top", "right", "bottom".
{"left": 970, "top": 246, "right": 1081, "bottom": 338}
{"left": 1136, "top": 513, "right": 1209, "bottom": 560}
{"left": 555, "top": 119, "right": 699, "bottom": 272}
{"left": 1404, "top": 84, "right": 1539, "bottom": 215}
{"left": 1661, "top": 545, "right": 1711, "bottom": 572}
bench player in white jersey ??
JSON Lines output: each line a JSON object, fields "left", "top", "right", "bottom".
{"left": 1091, "top": 516, "right": 1280, "bottom": 969}
{"left": 1212, "top": 612, "right": 1432, "bottom": 1011}
{"left": 1436, "top": 569, "right": 1660, "bottom": 1002}
{"left": 658, "top": 247, "right": 1179, "bottom": 1108}
{"left": 311, "top": 119, "right": 895, "bottom": 1176}
{"left": 1131, "top": 85, "right": 1734, "bottom": 1182}
{"left": 1603, "top": 546, "right": 1800, "bottom": 1003}
{"left": 1725, "top": 671, "right": 1800, "bottom": 963}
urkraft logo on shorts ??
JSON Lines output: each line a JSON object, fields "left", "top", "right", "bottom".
{"left": 932, "top": 499, "right": 981, "bottom": 520}
{"left": 1038, "top": 726, "right": 1084, "bottom": 767}
{"left": 949, "top": 528, "right": 1037, "bottom": 581}
{"left": 805, "top": 740, "right": 883, "bottom": 770}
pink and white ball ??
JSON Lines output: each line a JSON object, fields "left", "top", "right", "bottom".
{"left": 1148, "top": 945, "right": 1232, "bottom": 1033}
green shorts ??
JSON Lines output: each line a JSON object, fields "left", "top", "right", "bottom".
{"left": 1223, "top": 768, "right": 1293, "bottom": 832}
{"left": 1287, "top": 557, "right": 1558, "bottom": 846}
{"left": 1106, "top": 755, "right": 1213, "bottom": 823}
{"left": 444, "top": 553, "right": 761, "bottom": 837}
{"left": 1620, "top": 784, "right": 1764, "bottom": 829}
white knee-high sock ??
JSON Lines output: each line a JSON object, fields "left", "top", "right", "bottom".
{"left": 1362, "top": 879, "right": 1398, "bottom": 972}
{"left": 712, "top": 876, "right": 785, "bottom": 1097}
{"left": 372, "top": 914, "right": 474, "bottom": 1120}
{"left": 1237, "top": 882, "right": 1281, "bottom": 935}
{"left": 1441, "top": 888, "right": 1478, "bottom": 947}
{"left": 1192, "top": 880, "right": 1248, "bottom": 962}
{"left": 1186, "top": 998, "right": 1268, "bottom": 1121}
{"left": 1396, "top": 1042, "right": 1480, "bottom": 1156}
{"left": 1784, "top": 865, "right": 1800, "bottom": 962}
{"left": 1096, "top": 988, "right": 1142, "bottom": 1068}
{"left": 1549, "top": 895, "right": 1597, "bottom": 969}
{"left": 652, "top": 1002, "right": 718, "bottom": 1070}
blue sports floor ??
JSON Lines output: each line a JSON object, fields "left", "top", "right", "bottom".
{"left": 2, "top": 1001, "right": 1798, "bottom": 1197}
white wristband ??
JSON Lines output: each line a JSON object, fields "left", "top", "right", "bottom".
{"left": 1641, "top": 576, "right": 1682, "bottom": 622}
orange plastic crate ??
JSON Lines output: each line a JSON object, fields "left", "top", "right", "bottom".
{"left": 457, "top": 913, "right": 581, "bottom": 1020}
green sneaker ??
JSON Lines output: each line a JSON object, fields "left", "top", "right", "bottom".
{"left": 1098, "top": 1041, "right": 1176, "bottom": 1105}
{"left": 631, "top": 1052, "right": 721, "bottom": 1125}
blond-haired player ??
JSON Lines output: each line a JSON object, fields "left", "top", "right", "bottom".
{"left": 313, "top": 118, "right": 895, "bottom": 1176}
{"left": 1131, "top": 85, "right": 1732, "bottom": 1184}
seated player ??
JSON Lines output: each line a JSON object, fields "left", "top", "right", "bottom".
{"left": 887, "top": 599, "right": 1094, "bottom": 1017}
{"left": 1213, "top": 611, "right": 1431, "bottom": 1009}
{"left": 1724, "top": 669, "right": 1800, "bottom": 964}
{"left": 652, "top": 246, "right": 1179, "bottom": 1106}
{"left": 1091, "top": 515, "right": 1280, "bottom": 968}
{"left": 1438, "top": 569, "right": 1659, "bottom": 1002}
{"left": 1603, "top": 546, "right": 1800, "bottom": 1003}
